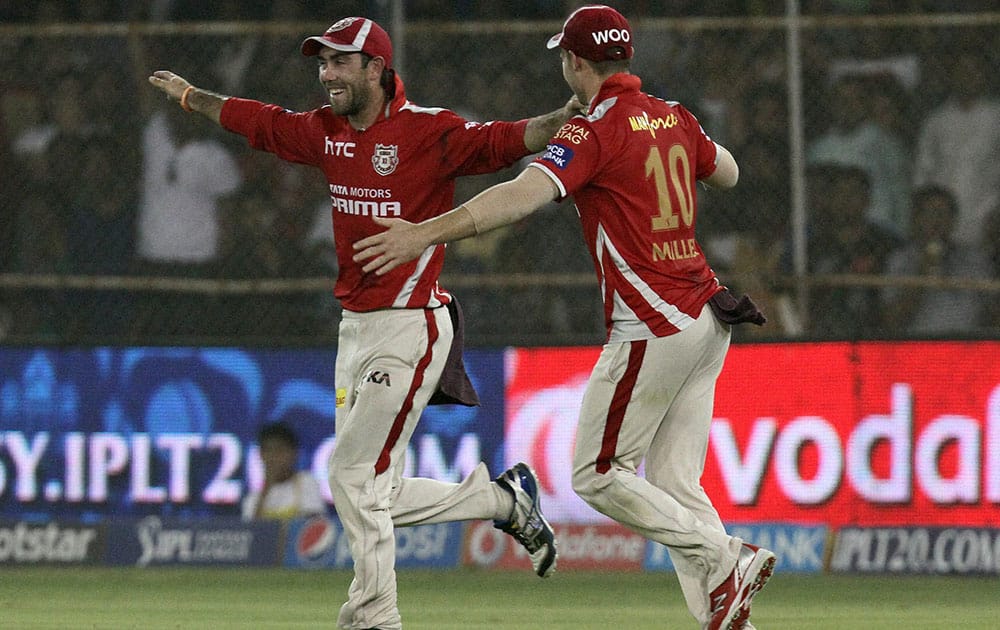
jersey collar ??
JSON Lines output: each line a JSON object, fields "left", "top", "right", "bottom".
{"left": 378, "top": 73, "right": 408, "bottom": 123}
{"left": 589, "top": 73, "right": 641, "bottom": 114}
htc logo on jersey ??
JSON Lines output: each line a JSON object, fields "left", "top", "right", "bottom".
{"left": 325, "top": 137, "right": 356, "bottom": 157}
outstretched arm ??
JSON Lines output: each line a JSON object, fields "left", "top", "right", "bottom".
{"left": 148, "top": 70, "right": 229, "bottom": 125}
{"left": 353, "top": 167, "right": 560, "bottom": 275}
{"left": 523, "top": 96, "right": 586, "bottom": 153}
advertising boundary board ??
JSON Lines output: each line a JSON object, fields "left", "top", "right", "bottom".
{"left": 0, "top": 518, "right": 105, "bottom": 565}
{"left": 830, "top": 526, "right": 1000, "bottom": 575}
{"left": 644, "top": 523, "right": 829, "bottom": 574}
{"left": 284, "top": 515, "right": 464, "bottom": 569}
{"left": 503, "top": 341, "right": 1000, "bottom": 528}
{"left": 104, "top": 517, "right": 281, "bottom": 567}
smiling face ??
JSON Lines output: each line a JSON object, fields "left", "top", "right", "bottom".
{"left": 316, "top": 48, "right": 383, "bottom": 120}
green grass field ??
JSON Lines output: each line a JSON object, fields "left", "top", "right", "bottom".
{"left": 1, "top": 567, "right": 996, "bottom": 629}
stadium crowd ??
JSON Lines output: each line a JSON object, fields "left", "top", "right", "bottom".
{"left": 1, "top": 1, "right": 998, "bottom": 345}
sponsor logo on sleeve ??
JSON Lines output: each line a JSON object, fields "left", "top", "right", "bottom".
{"left": 539, "top": 143, "right": 574, "bottom": 170}
{"left": 553, "top": 124, "right": 590, "bottom": 144}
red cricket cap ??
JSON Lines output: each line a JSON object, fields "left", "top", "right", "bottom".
{"left": 546, "top": 5, "right": 634, "bottom": 62}
{"left": 301, "top": 17, "right": 393, "bottom": 68}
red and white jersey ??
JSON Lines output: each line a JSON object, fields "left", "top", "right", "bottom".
{"left": 529, "top": 74, "right": 724, "bottom": 342}
{"left": 221, "top": 75, "right": 530, "bottom": 312}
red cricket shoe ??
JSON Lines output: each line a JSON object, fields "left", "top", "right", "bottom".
{"left": 707, "top": 543, "right": 776, "bottom": 630}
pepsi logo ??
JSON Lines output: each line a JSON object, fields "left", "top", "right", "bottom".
{"left": 295, "top": 516, "right": 336, "bottom": 560}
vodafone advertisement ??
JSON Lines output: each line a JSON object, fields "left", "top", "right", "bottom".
{"left": 503, "top": 342, "right": 1000, "bottom": 527}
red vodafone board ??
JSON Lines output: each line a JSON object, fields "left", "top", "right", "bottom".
{"left": 504, "top": 342, "right": 1000, "bottom": 527}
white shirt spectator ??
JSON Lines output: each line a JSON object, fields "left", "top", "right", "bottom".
{"left": 241, "top": 470, "right": 326, "bottom": 521}
{"left": 913, "top": 98, "right": 1000, "bottom": 247}
{"left": 138, "top": 110, "right": 241, "bottom": 263}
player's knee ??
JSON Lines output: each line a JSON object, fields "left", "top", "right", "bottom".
{"left": 326, "top": 457, "right": 367, "bottom": 501}
{"left": 571, "top": 465, "right": 611, "bottom": 509}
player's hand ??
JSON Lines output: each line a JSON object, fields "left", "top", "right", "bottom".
{"left": 564, "top": 94, "right": 587, "bottom": 117}
{"left": 353, "top": 217, "right": 430, "bottom": 275}
{"left": 148, "top": 70, "right": 191, "bottom": 102}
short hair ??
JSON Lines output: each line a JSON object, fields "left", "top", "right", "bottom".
{"left": 257, "top": 421, "right": 298, "bottom": 449}
{"left": 360, "top": 53, "right": 397, "bottom": 99}
{"left": 587, "top": 56, "right": 631, "bottom": 76}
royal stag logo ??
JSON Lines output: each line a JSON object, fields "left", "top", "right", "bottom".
{"left": 371, "top": 144, "right": 399, "bottom": 176}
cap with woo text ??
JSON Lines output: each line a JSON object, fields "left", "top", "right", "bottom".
{"left": 546, "top": 4, "right": 633, "bottom": 62}
{"left": 301, "top": 17, "right": 393, "bottom": 68}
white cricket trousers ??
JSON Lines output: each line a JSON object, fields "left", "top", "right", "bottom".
{"left": 331, "top": 306, "right": 508, "bottom": 630}
{"left": 572, "top": 304, "right": 742, "bottom": 628}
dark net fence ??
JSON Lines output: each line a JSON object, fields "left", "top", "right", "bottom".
{"left": 1, "top": 4, "right": 998, "bottom": 347}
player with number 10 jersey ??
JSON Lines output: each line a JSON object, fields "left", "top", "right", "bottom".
{"left": 529, "top": 74, "right": 724, "bottom": 342}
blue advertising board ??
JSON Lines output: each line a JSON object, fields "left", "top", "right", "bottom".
{"left": 0, "top": 518, "right": 106, "bottom": 565}
{"left": 644, "top": 523, "right": 829, "bottom": 574}
{"left": 284, "top": 515, "right": 464, "bottom": 569}
{"left": 104, "top": 517, "right": 281, "bottom": 567}
{"left": 0, "top": 347, "right": 505, "bottom": 522}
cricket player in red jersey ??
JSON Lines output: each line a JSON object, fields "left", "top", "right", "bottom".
{"left": 354, "top": 6, "right": 775, "bottom": 630}
{"left": 149, "top": 16, "right": 574, "bottom": 630}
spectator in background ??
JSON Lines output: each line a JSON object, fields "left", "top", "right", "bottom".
{"left": 723, "top": 133, "right": 798, "bottom": 339}
{"left": 881, "top": 186, "right": 990, "bottom": 336}
{"left": 134, "top": 103, "right": 242, "bottom": 336}
{"left": 807, "top": 73, "right": 911, "bottom": 239}
{"left": 805, "top": 164, "right": 899, "bottom": 339}
{"left": 217, "top": 156, "right": 333, "bottom": 339}
{"left": 983, "top": 204, "right": 1000, "bottom": 330}
{"left": 64, "top": 136, "right": 138, "bottom": 340}
{"left": 242, "top": 421, "right": 327, "bottom": 521}
{"left": 137, "top": 106, "right": 241, "bottom": 271}
{"left": 869, "top": 71, "right": 917, "bottom": 147}
{"left": 490, "top": 202, "right": 603, "bottom": 343}
{"left": 913, "top": 46, "right": 1000, "bottom": 250}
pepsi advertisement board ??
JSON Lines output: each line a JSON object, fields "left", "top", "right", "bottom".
{"left": 285, "top": 515, "right": 464, "bottom": 569}
{"left": 0, "top": 347, "right": 505, "bottom": 521}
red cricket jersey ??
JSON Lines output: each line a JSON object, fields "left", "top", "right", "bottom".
{"left": 220, "top": 75, "right": 530, "bottom": 312}
{"left": 529, "top": 73, "right": 725, "bottom": 342}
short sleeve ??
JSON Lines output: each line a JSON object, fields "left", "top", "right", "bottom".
{"left": 529, "top": 119, "right": 601, "bottom": 200}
